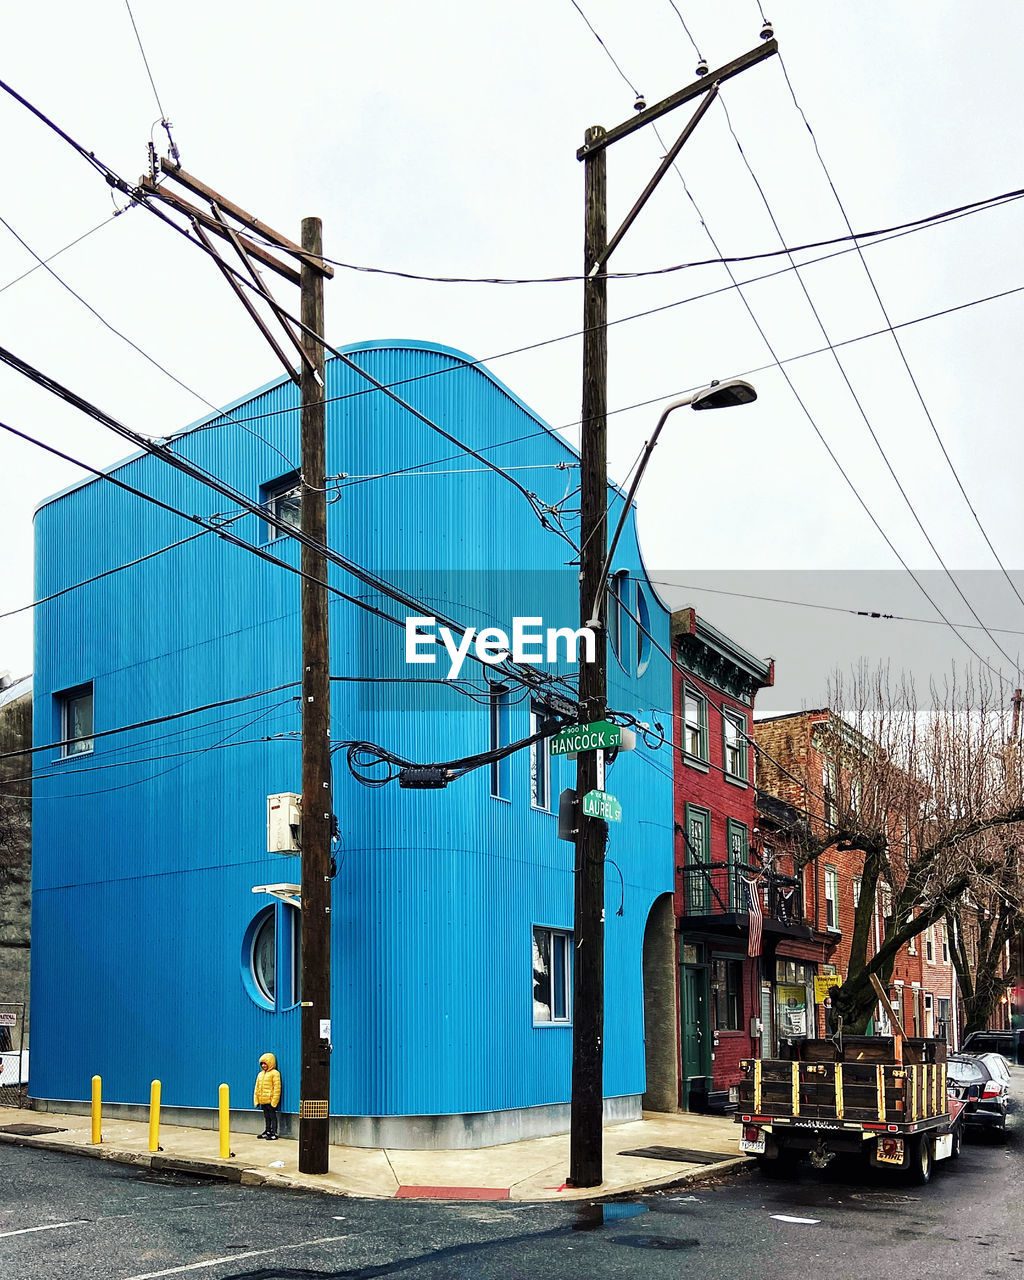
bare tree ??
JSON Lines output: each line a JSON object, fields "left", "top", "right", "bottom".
{"left": 759, "top": 666, "right": 1024, "bottom": 1034}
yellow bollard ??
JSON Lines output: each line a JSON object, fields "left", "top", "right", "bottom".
{"left": 91, "top": 1075, "right": 102, "bottom": 1144}
{"left": 148, "top": 1079, "right": 161, "bottom": 1152}
{"left": 219, "top": 1084, "right": 230, "bottom": 1159}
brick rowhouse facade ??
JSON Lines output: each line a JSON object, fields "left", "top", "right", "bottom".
{"left": 754, "top": 709, "right": 961, "bottom": 1049}
{"left": 670, "top": 609, "right": 809, "bottom": 1112}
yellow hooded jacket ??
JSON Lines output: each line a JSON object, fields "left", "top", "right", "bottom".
{"left": 253, "top": 1052, "right": 282, "bottom": 1107}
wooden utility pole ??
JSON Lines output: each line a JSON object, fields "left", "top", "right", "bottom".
{"left": 298, "top": 216, "right": 332, "bottom": 1175}
{"left": 569, "top": 126, "right": 608, "bottom": 1189}
{"left": 569, "top": 40, "right": 777, "bottom": 1188}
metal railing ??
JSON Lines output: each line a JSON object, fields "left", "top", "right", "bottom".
{"left": 680, "top": 861, "right": 802, "bottom": 925}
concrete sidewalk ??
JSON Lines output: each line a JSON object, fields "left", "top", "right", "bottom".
{"left": 0, "top": 1106, "right": 752, "bottom": 1201}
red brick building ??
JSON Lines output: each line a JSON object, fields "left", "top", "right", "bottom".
{"left": 754, "top": 709, "right": 961, "bottom": 1049}
{"left": 670, "top": 609, "right": 816, "bottom": 1112}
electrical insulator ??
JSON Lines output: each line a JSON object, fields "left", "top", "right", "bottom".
{"left": 760, "top": 20, "right": 774, "bottom": 40}
{"left": 634, "top": 93, "right": 646, "bottom": 112}
{"left": 695, "top": 58, "right": 709, "bottom": 77}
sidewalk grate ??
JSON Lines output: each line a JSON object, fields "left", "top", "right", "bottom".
{"left": 0, "top": 1123, "right": 67, "bottom": 1136}
{"left": 618, "top": 1146, "right": 732, "bottom": 1165}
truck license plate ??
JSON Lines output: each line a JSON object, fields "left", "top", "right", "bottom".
{"left": 739, "top": 1133, "right": 766, "bottom": 1154}
{"left": 875, "top": 1137, "right": 904, "bottom": 1165}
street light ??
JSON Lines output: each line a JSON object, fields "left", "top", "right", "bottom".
{"left": 586, "top": 378, "right": 757, "bottom": 628}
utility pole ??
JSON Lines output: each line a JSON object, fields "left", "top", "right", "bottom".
{"left": 137, "top": 166, "right": 335, "bottom": 1174}
{"left": 569, "top": 126, "right": 608, "bottom": 1189}
{"left": 298, "top": 216, "right": 332, "bottom": 1175}
{"left": 569, "top": 39, "right": 777, "bottom": 1188}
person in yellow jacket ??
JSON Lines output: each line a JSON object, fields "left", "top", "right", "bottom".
{"left": 253, "top": 1052, "right": 282, "bottom": 1139}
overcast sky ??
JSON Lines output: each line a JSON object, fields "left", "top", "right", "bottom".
{"left": 2, "top": 1, "right": 1022, "bottom": 709}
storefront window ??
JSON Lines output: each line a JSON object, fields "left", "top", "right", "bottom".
{"left": 775, "top": 959, "right": 814, "bottom": 1041}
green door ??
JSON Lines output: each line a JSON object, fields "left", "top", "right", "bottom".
{"left": 681, "top": 964, "right": 710, "bottom": 1104}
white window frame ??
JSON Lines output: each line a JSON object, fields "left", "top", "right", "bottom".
{"left": 852, "top": 875, "right": 861, "bottom": 907}
{"left": 682, "top": 686, "right": 708, "bottom": 763}
{"left": 532, "top": 925, "right": 572, "bottom": 1025}
{"left": 263, "top": 471, "right": 302, "bottom": 540}
{"left": 59, "top": 682, "right": 94, "bottom": 757}
{"left": 722, "top": 708, "right": 747, "bottom": 781}
{"left": 824, "top": 865, "right": 839, "bottom": 932}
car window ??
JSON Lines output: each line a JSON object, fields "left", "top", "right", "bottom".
{"left": 947, "top": 1058, "right": 985, "bottom": 1083}
{"left": 979, "top": 1053, "right": 1011, "bottom": 1081}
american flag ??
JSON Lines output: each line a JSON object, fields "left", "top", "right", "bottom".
{"left": 745, "top": 878, "right": 763, "bottom": 958}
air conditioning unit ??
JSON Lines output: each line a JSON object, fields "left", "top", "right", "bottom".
{"left": 267, "top": 792, "right": 301, "bottom": 853}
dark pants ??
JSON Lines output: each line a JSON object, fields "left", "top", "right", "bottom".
{"left": 261, "top": 1104, "right": 278, "bottom": 1136}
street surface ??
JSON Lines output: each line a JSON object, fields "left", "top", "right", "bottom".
{"left": 5, "top": 1076, "right": 1021, "bottom": 1280}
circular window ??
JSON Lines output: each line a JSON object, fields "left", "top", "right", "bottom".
{"left": 251, "top": 909, "right": 276, "bottom": 1003}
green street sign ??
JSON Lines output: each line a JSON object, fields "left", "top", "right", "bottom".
{"left": 582, "top": 789, "right": 622, "bottom": 822}
{"left": 549, "top": 720, "right": 622, "bottom": 757}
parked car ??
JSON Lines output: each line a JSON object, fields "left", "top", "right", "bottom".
{"left": 960, "top": 1029, "right": 1024, "bottom": 1065}
{"left": 947, "top": 1053, "right": 1014, "bottom": 1137}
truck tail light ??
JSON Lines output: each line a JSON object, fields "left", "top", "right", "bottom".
{"left": 744, "top": 1125, "right": 761, "bottom": 1143}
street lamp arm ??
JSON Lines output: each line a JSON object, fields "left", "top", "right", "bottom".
{"left": 586, "top": 396, "right": 692, "bottom": 628}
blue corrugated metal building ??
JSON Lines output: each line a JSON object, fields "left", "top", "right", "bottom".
{"left": 30, "top": 340, "right": 675, "bottom": 1146}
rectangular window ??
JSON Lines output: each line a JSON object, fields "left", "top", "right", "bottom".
{"left": 824, "top": 865, "right": 839, "bottom": 931}
{"left": 941, "top": 922, "right": 950, "bottom": 964}
{"left": 58, "top": 683, "right": 94, "bottom": 756}
{"left": 684, "top": 804, "right": 711, "bottom": 913}
{"left": 925, "top": 925, "right": 935, "bottom": 963}
{"left": 727, "top": 819, "right": 748, "bottom": 910}
{"left": 852, "top": 875, "right": 861, "bottom": 907}
{"left": 262, "top": 471, "right": 302, "bottom": 540}
{"left": 908, "top": 913, "right": 917, "bottom": 955}
{"left": 489, "top": 683, "right": 511, "bottom": 800}
{"left": 682, "top": 687, "right": 708, "bottom": 762}
{"left": 823, "top": 761, "right": 838, "bottom": 825}
{"left": 532, "top": 926, "right": 572, "bottom": 1024}
{"left": 711, "top": 957, "right": 743, "bottom": 1031}
{"left": 722, "top": 709, "right": 747, "bottom": 780}
{"left": 529, "top": 701, "right": 552, "bottom": 811}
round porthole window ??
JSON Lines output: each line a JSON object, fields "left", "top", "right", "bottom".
{"left": 251, "top": 908, "right": 276, "bottom": 1003}
{"left": 242, "top": 901, "right": 301, "bottom": 1011}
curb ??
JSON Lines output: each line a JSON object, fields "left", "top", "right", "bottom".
{"left": 0, "top": 1129, "right": 754, "bottom": 1201}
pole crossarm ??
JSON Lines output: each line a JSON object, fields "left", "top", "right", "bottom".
{"left": 591, "top": 85, "right": 719, "bottom": 277}
{"left": 158, "top": 159, "right": 334, "bottom": 277}
{"left": 576, "top": 38, "right": 777, "bottom": 159}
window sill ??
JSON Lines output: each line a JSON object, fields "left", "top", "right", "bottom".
{"left": 724, "top": 773, "right": 748, "bottom": 789}
{"left": 55, "top": 747, "right": 94, "bottom": 763}
{"left": 682, "top": 753, "right": 709, "bottom": 773}
{"left": 490, "top": 794, "right": 512, "bottom": 805}
{"left": 533, "top": 1020, "right": 572, "bottom": 1029}
{"left": 530, "top": 804, "right": 555, "bottom": 815}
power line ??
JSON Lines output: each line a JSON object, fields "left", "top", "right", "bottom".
{"left": 632, "top": 574, "right": 1024, "bottom": 637}
{"left": 0, "top": 679, "right": 300, "bottom": 762}
{"left": 310, "top": 187, "right": 1024, "bottom": 284}
{"left": 769, "top": 49, "right": 1024, "bottom": 618}
{"left": 0, "top": 213, "right": 124, "bottom": 296}
{"left": 570, "top": 1, "right": 640, "bottom": 97}
{"left": 123, "top": 0, "right": 180, "bottom": 162}
{"left": 0, "top": 403, "right": 577, "bottom": 708}
{"left": 0, "top": 210, "right": 299, "bottom": 476}
{"left": 710, "top": 91, "right": 1021, "bottom": 676}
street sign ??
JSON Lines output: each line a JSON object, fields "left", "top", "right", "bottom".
{"left": 549, "top": 720, "right": 622, "bottom": 756}
{"left": 582, "top": 789, "right": 622, "bottom": 822}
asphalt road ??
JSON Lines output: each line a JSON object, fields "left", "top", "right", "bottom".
{"left": 4, "top": 1086, "right": 1022, "bottom": 1280}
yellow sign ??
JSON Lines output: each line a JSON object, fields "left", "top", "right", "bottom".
{"left": 814, "top": 974, "right": 843, "bottom": 1002}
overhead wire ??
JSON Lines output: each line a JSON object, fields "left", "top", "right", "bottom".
{"left": 768, "top": 46, "right": 1024, "bottom": 616}
{"left": 123, "top": 0, "right": 180, "bottom": 162}
{"left": 0, "top": 213, "right": 124, "bottom": 297}
{"left": 0, "top": 210, "right": 299, "bottom": 476}
{"left": 567, "top": 9, "right": 1022, "bottom": 684}
{"left": 711, "top": 91, "right": 1022, "bottom": 676}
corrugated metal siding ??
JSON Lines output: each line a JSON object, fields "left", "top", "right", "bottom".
{"left": 32, "top": 341, "right": 673, "bottom": 1116}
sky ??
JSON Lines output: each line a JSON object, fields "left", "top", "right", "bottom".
{"left": 1, "top": 1, "right": 1022, "bottom": 710}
